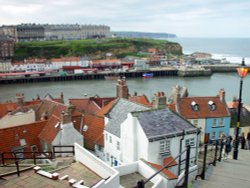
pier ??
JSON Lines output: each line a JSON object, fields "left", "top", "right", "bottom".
{"left": 0, "top": 69, "right": 178, "bottom": 84}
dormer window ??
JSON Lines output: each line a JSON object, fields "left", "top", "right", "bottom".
{"left": 191, "top": 101, "right": 199, "bottom": 111}
{"left": 208, "top": 100, "right": 216, "bottom": 111}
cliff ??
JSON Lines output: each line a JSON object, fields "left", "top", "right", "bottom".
{"left": 14, "top": 38, "right": 182, "bottom": 60}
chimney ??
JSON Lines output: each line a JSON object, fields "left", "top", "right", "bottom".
{"left": 41, "top": 111, "right": 48, "bottom": 120}
{"left": 60, "top": 111, "right": 72, "bottom": 124}
{"left": 218, "top": 89, "right": 225, "bottom": 103}
{"left": 60, "top": 92, "right": 64, "bottom": 104}
{"left": 116, "top": 77, "right": 129, "bottom": 99}
{"left": 152, "top": 92, "right": 166, "bottom": 109}
{"left": 16, "top": 93, "right": 24, "bottom": 106}
{"left": 67, "top": 103, "right": 76, "bottom": 115}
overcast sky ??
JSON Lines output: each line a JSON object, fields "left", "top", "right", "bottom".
{"left": 0, "top": 0, "right": 249, "bottom": 38}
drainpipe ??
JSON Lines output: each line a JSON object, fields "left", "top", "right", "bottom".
{"left": 178, "top": 130, "right": 185, "bottom": 175}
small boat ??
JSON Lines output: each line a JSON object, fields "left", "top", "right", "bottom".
{"left": 142, "top": 73, "right": 153, "bottom": 78}
{"left": 104, "top": 74, "right": 120, "bottom": 80}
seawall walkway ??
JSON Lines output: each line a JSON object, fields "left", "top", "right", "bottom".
{"left": 193, "top": 148, "right": 250, "bottom": 188}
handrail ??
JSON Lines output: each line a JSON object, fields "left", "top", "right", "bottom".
{"left": 0, "top": 145, "right": 75, "bottom": 177}
{"left": 135, "top": 140, "right": 224, "bottom": 188}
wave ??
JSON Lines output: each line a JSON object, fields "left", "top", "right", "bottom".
{"left": 212, "top": 53, "right": 250, "bottom": 64}
{"left": 183, "top": 50, "right": 250, "bottom": 64}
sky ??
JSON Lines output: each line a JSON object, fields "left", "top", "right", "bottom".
{"left": 0, "top": 0, "right": 250, "bottom": 38}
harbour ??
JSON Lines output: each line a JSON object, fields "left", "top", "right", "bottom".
{"left": 1, "top": 72, "right": 250, "bottom": 106}
{"left": 0, "top": 64, "right": 246, "bottom": 84}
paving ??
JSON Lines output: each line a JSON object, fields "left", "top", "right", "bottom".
{"left": 193, "top": 148, "right": 250, "bottom": 188}
{"left": 0, "top": 161, "right": 102, "bottom": 188}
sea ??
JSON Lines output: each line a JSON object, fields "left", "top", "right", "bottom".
{"left": 0, "top": 38, "right": 250, "bottom": 105}
{"left": 167, "top": 37, "right": 250, "bottom": 64}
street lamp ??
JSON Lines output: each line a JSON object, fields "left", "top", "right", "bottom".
{"left": 233, "top": 58, "right": 248, "bottom": 160}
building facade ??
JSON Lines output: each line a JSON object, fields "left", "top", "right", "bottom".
{"left": 0, "top": 24, "right": 111, "bottom": 42}
{"left": 0, "top": 35, "right": 15, "bottom": 58}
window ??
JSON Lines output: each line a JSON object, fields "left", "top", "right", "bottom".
{"left": 109, "top": 136, "right": 112, "bottom": 143}
{"left": 212, "top": 119, "right": 217, "bottom": 127}
{"left": 219, "top": 118, "right": 224, "bottom": 126}
{"left": 208, "top": 101, "right": 216, "bottom": 111}
{"left": 105, "top": 133, "right": 108, "bottom": 141}
{"left": 191, "top": 101, "right": 199, "bottom": 111}
{"left": 159, "top": 140, "right": 170, "bottom": 155}
{"left": 185, "top": 138, "right": 195, "bottom": 146}
{"left": 193, "top": 119, "right": 198, "bottom": 127}
{"left": 211, "top": 132, "right": 216, "bottom": 140}
{"left": 31, "top": 145, "right": 38, "bottom": 152}
{"left": 106, "top": 153, "right": 110, "bottom": 161}
{"left": 19, "top": 139, "right": 26, "bottom": 146}
{"left": 117, "top": 141, "right": 120, "bottom": 150}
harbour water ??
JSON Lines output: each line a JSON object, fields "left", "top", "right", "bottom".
{"left": 0, "top": 72, "right": 250, "bottom": 105}
{"left": 0, "top": 38, "right": 250, "bottom": 105}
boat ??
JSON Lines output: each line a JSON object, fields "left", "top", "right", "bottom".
{"left": 104, "top": 74, "right": 120, "bottom": 80}
{"left": 142, "top": 73, "right": 154, "bottom": 78}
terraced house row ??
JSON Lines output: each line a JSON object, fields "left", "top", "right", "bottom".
{"left": 0, "top": 23, "right": 111, "bottom": 42}
{"left": 1, "top": 78, "right": 249, "bottom": 187}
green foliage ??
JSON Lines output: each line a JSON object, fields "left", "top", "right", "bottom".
{"left": 13, "top": 38, "right": 181, "bottom": 60}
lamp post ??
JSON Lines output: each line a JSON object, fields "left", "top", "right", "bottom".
{"left": 233, "top": 58, "right": 248, "bottom": 160}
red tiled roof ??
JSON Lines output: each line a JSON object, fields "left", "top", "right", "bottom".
{"left": 83, "top": 114, "right": 104, "bottom": 150}
{"left": 92, "top": 97, "right": 116, "bottom": 108}
{"left": 51, "top": 57, "right": 80, "bottom": 63}
{"left": 35, "top": 99, "right": 67, "bottom": 120}
{"left": 38, "top": 115, "right": 61, "bottom": 144}
{"left": 0, "top": 120, "right": 47, "bottom": 154}
{"left": 227, "top": 101, "right": 238, "bottom": 109}
{"left": 91, "top": 59, "right": 121, "bottom": 64}
{"left": 178, "top": 96, "right": 230, "bottom": 119}
{"left": 144, "top": 160, "right": 177, "bottom": 180}
{"left": 96, "top": 99, "right": 117, "bottom": 117}
{"left": 129, "top": 95, "right": 151, "bottom": 107}
{"left": 163, "top": 156, "right": 177, "bottom": 167}
{"left": 69, "top": 99, "right": 100, "bottom": 115}
{"left": 0, "top": 100, "right": 40, "bottom": 118}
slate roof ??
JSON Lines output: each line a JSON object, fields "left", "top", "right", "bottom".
{"left": 105, "top": 98, "right": 149, "bottom": 137}
{"left": 177, "top": 96, "right": 230, "bottom": 119}
{"left": 228, "top": 103, "right": 250, "bottom": 127}
{"left": 134, "top": 108, "right": 197, "bottom": 141}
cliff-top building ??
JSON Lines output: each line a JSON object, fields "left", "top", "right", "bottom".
{"left": 0, "top": 23, "right": 111, "bottom": 42}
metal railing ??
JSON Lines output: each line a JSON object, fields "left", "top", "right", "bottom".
{"left": 134, "top": 140, "right": 224, "bottom": 188}
{"left": 0, "top": 145, "right": 75, "bottom": 177}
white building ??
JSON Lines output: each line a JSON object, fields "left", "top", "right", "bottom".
{"left": 134, "top": 59, "right": 149, "bottom": 70}
{"left": 104, "top": 98, "right": 149, "bottom": 167}
{"left": 104, "top": 98, "right": 199, "bottom": 177}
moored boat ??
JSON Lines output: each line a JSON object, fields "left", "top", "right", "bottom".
{"left": 142, "top": 73, "right": 153, "bottom": 78}
{"left": 104, "top": 74, "right": 120, "bottom": 80}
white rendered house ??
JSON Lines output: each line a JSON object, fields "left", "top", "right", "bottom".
{"left": 104, "top": 98, "right": 199, "bottom": 176}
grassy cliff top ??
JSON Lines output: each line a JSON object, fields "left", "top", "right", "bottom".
{"left": 14, "top": 38, "right": 182, "bottom": 60}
